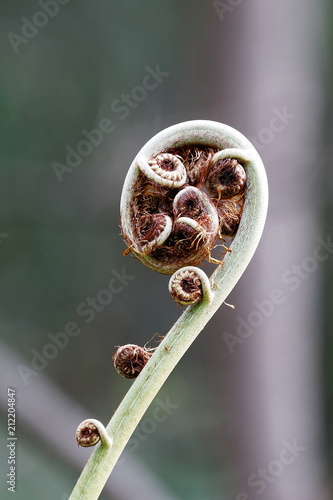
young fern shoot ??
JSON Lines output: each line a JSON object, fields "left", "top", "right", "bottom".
{"left": 69, "top": 120, "right": 268, "bottom": 500}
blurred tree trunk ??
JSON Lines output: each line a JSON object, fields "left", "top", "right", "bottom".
{"left": 214, "top": 1, "right": 327, "bottom": 499}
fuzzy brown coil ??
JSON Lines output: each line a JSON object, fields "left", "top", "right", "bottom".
{"left": 206, "top": 157, "right": 246, "bottom": 199}
{"left": 76, "top": 421, "right": 101, "bottom": 447}
{"left": 112, "top": 344, "right": 151, "bottom": 379}
{"left": 169, "top": 268, "right": 203, "bottom": 305}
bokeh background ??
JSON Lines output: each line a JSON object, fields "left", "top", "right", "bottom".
{"left": 1, "top": 1, "right": 333, "bottom": 499}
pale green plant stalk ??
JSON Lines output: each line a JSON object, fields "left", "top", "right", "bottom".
{"left": 69, "top": 120, "right": 268, "bottom": 500}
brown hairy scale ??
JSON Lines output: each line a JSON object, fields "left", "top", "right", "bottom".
{"left": 137, "top": 214, "right": 168, "bottom": 252}
{"left": 150, "top": 222, "right": 208, "bottom": 266}
{"left": 167, "top": 145, "right": 217, "bottom": 186}
{"left": 125, "top": 172, "right": 175, "bottom": 251}
{"left": 132, "top": 173, "right": 174, "bottom": 218}
{"left": 217, "top": 199, "right": 244, "bottom": 237}
{"left": 181, "top": 276, "right": 201, "bottom": 295}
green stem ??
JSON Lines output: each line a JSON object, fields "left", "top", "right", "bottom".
{"left": 69, "top": 121, "right": 268, "bottom": 500}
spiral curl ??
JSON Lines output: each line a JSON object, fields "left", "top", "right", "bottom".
{"left": 168, "top": 266, "right": 212, "bottom": 305}
{"left": 137, "top": 153, "right": 187, "bottom": 188}
{"left": 75, "top": 419, "right": 112, "bottom": 448}
{"left": 206, "top": 157, "right": 246, "bottom": 199}
{"left": 112, "top": 344, "right": 152, "bottom": 379}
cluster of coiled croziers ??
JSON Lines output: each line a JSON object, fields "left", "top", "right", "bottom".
{"left": 121, "top": 146, "right": 246, "bottom": 275}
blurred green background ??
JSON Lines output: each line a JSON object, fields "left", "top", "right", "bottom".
{"left": 1, "top": 1, "right": 333, "bottom": 499}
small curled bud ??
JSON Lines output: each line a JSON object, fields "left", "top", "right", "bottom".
{"left": 113, "top": 344, "right": 152, "bottom": 379}
{"left": 169, "top": 266, "right": 212, "bottom": 305}
{"left": 136, "top": 213, "right": 172, "bottom": 254}
{"left": 206, "top": 156, "right": 246, "bottom": 199}
{"left": 173, "top": 186, "right": 219, "bottom": 230}
{"left": 137, "top": 153, "right": 187, "bottom": 188}
{"left": 76, "top": 419, "right": 112, "bottom": 448}
{"left": 76, "top": 420, "right": 100, "bottom": 447}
